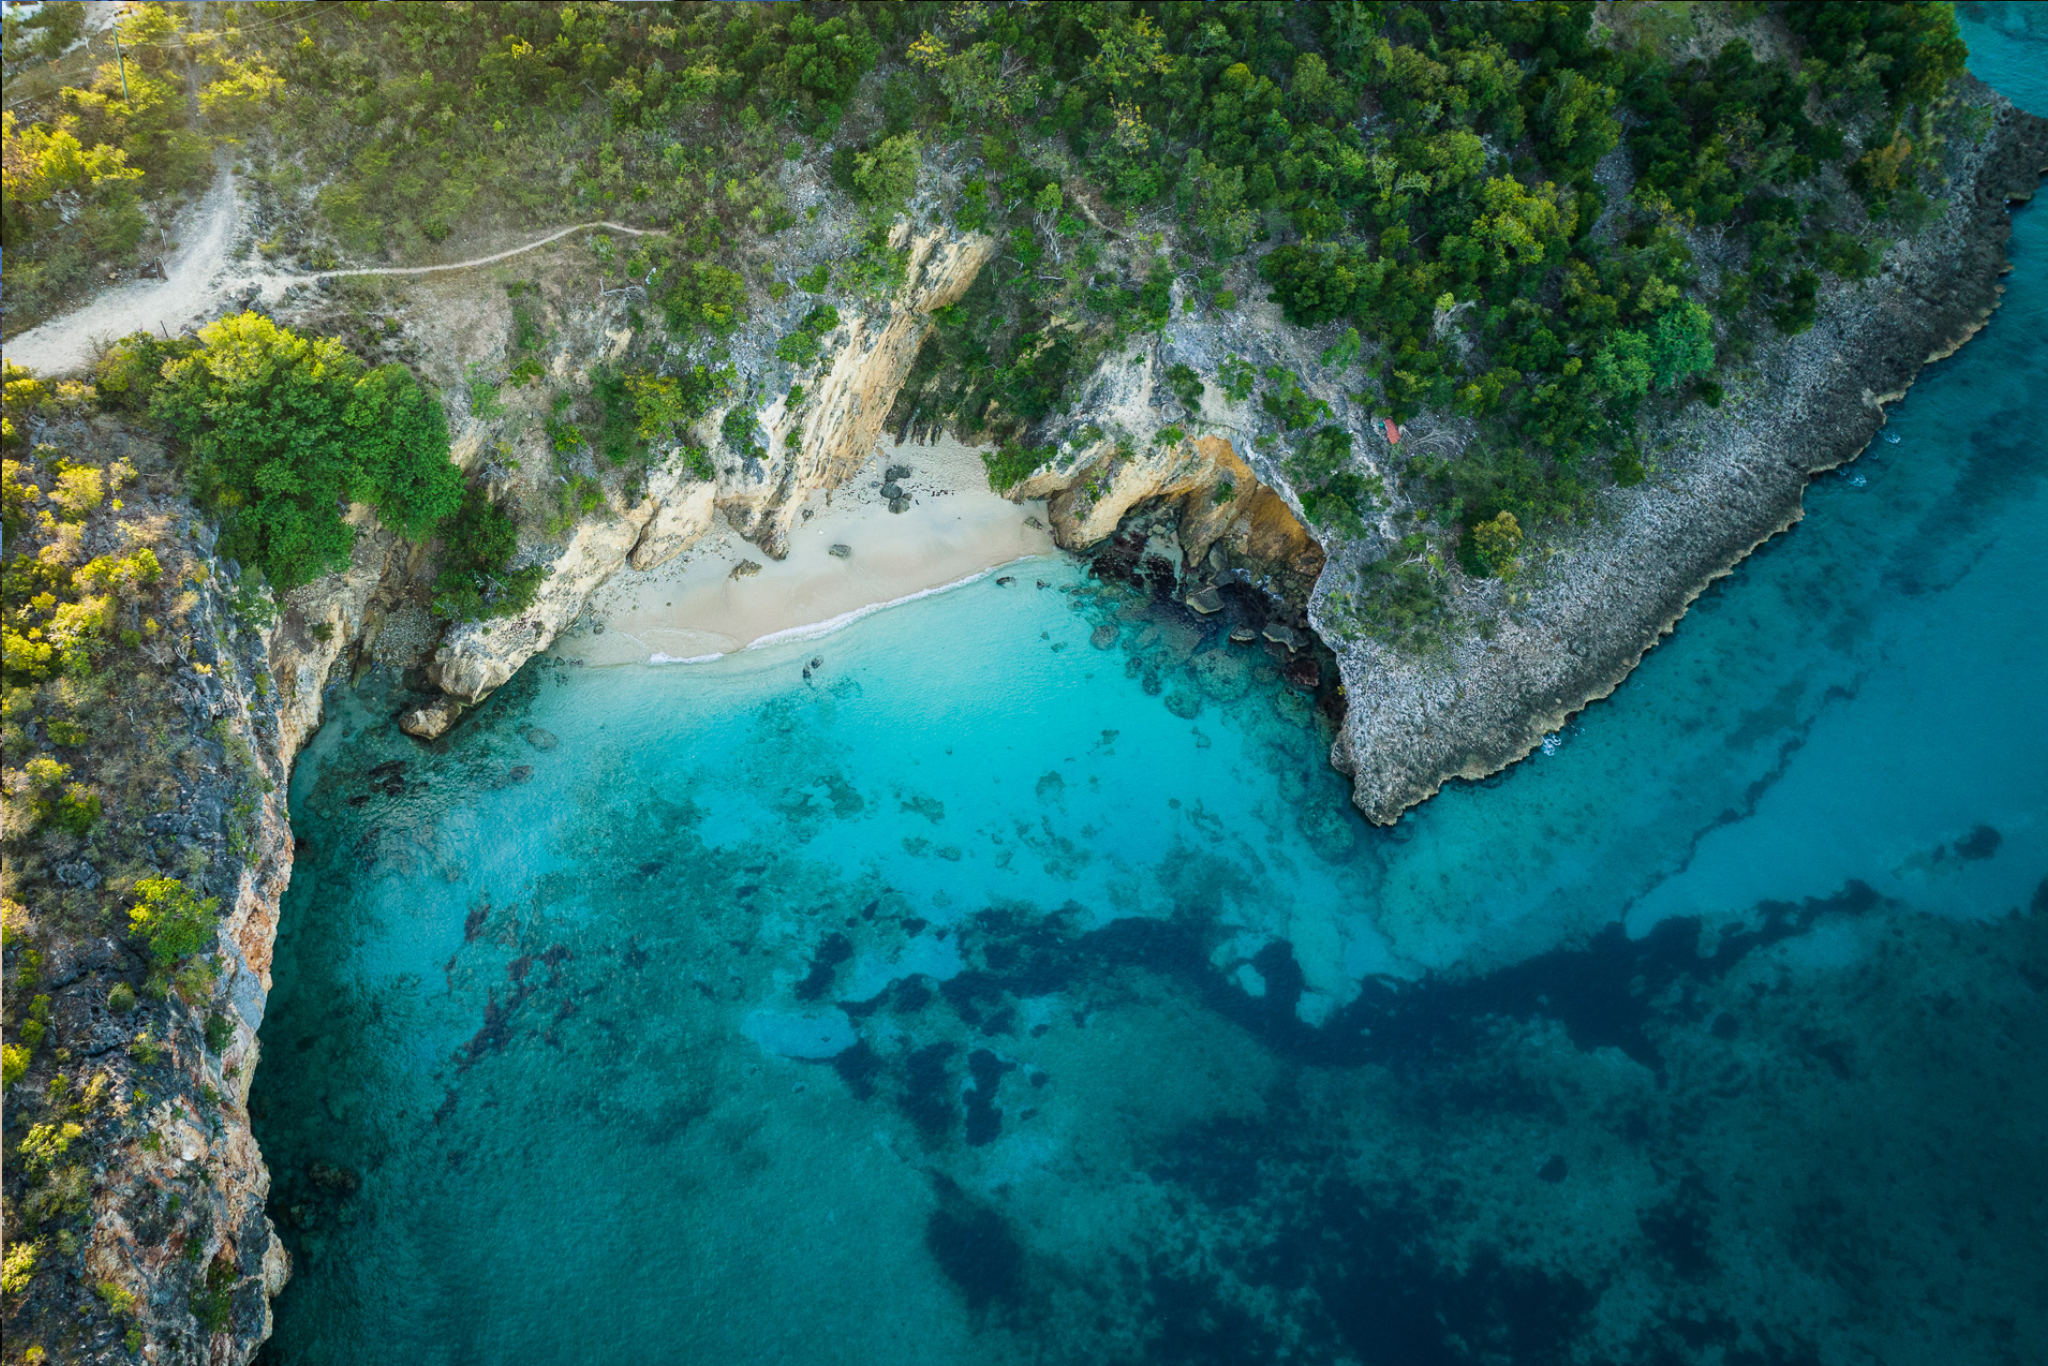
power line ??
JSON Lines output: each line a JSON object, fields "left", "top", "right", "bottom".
{"left": 4, "top": 1, "right": 331, "bottom": 112}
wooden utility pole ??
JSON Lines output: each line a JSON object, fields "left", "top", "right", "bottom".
{"left": 113, "top": 30, "right": 131, "bottom": 103}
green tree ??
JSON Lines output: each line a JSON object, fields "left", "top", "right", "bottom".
{"left": 142, "top": 314, "right": 459, "bottom": 589}
{"left": 1592, "top": 329, "right": 1653, "bottom": 401}
{"left": 851, "top": 132, "right": 920, "bottom": 217}
{"left": 1534, "top": 69, "right": 1620, "bottom": 175}
{"left": 129, "top": 877, "right": 219, "bottom": 967}
{"left": 1648, "top": 301, "right": 1715, "bottom": 390}
{"left": 1469, "top": 510, "right": 1524, "bottom": 579}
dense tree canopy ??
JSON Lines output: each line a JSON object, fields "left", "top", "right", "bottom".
{"left": 110, "top": 314, "right": 462, "bottom": 591}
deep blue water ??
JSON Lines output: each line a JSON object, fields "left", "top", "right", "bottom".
{"left": 253, "top": 17, "right": 2047, "bottom": 1365}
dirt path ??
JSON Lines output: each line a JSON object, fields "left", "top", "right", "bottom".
{"left": 4, "top": 171, "right": 244, "bottom": 376}
{"left": 303, "top": 220, "right": 660, "bottom": 281}
{"left": 5, "top": 171, "right": 663, "bottom": 378}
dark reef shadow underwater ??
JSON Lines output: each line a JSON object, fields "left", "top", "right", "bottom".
{"left": 251, "top": 13, "right": 2048, "bottom": 1365}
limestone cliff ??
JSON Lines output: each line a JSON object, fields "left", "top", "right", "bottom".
{"left": 1323, "top": 92, "right": 2048, "bottom": 822}
{"left": 1010, "top": 342, "right": 1325, "bottom": 589}
{"left": 406, "top": 225, "right": 994, "bottom": 736}
{"left": 725, "top": 227, "right": 997, "bottom": 557}
{"left": 999, "top": 83, "right": 2048, "bottom": 825}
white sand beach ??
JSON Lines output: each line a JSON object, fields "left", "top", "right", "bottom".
{"left": 570, "top": 436, "right": 1057, "bottom": 665}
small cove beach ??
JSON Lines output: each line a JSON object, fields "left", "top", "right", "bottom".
{"left": 565, "top": 436, "right": 1057, "bottom": 664}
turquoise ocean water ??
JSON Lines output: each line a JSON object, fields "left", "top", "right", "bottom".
{"left": 253, "top": 16, "right": 2047, "bottom": 1364}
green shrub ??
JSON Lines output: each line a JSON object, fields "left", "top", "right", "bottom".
{"left": 1260, "top": 370, "right": 1329, "bottom": 432}
{"left": 1217, "top": 356, "right": 1257, "bottom": 404}
{"left": 721, "top": 405, "right": 766, "bottom": 459}
{"left": 982, "top": 441, "right": 1051, "bottom": 493}
{"left": 130, "top": 314, "right": 461, "bottom": 590}
{"left": 658, "top": 261, "right": 748, "bottom": 337}
{"left": 193, "top": 1257, "right": 236, "bottom": 1333}
{"left": 1466, "top": 510, "right": 1525, "bottom": 579}
{"left": 0, "top": 1238, "right": 36, "bottom": 1295}
{"left": 432, "top": 484, "right": 543, "bottom": 622}
{"left": 774, "top": 305, "right": 842, "bottom": 367}
{"left": 850, "top": 132, "right": 920, "bottom": 217}
{"left": 128, "top": 877, "right": 219, "bottom": 967}
{"left": 1355, "top": 535, "right": 1452, "bottom": 651}
{"left": 108, "top": 982, "right": 137, "bottom": 1014}
{"left": 465, "top": 364, "right": 504, "bottom": 419}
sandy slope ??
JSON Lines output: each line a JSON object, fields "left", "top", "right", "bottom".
{"left": 4, "top": 162, "right": 661, "bottom": 377}
{"left": 570, "top": 436, "right": 1056, "bottom": 665}
{"left": 4, "top": 170, "right": 245, "bottom": 375}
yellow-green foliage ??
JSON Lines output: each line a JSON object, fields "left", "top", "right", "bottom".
{"left": 1, "top": 361, "right": 184, "bottom": 872}
{"left": 18, "top": 1120, "right": 84, "bottom": 1173}
{"left": 2, "top": 3, "right": 215, "bottom": 328}
{"left": 1, "top": 1239, "right": 38, "bottom": 1295}
{"left": 1469, "top": 510, "right": 1525, "bottom": 579}
{"left": 129, "top": 876, "right": 220, "bottom": 967}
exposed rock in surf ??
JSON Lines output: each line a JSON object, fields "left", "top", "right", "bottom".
{"left": 1262, "top": 621, "right": 1304, "bottom": 650}
{"left": 401, "top": 694, "right": 463, "bottom": 740}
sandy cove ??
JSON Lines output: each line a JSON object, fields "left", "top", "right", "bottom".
{"left": 562, "top": 435, "right": 1055, "bottom": 666}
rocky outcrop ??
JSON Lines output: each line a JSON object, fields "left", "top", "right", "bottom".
{"left": 408, "top": 225, "right": 997, "bottom": 728}
{"left": 1010, "top": 333, "right": 1328, "bottom": 589}
{"left": 414, "top": 498, "right": 654, "bottom": 735}
{"left": 1327, "top": 88, "right": 2048, "bottom": 822}
{"left": 1018, "top": 428, "right": 1325, "bottom": 585}
{"left": 628, "top": 476, "right": 717, "bottom": 572}
{"left": 725, "top": 226, "right": 996, "bottom": 557}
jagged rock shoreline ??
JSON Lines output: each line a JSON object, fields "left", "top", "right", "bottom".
{"left": 378, "top": 85, "right": 2047, "bottom": 824}
{"left": 1327, "top": 87, "right": 2048, "bottom": 823}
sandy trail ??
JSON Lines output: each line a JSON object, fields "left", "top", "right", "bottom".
{"left": 302, "top": 221, "right": 659, "bottom": 280}
{"left": 4, "top": 171, "right": 244, "bottom": 376}
{"left": 570, "top": 436, "right": 1057, "bottom": 666}
{"left": 5, "top": 164, "right": 663, "bottom": 377}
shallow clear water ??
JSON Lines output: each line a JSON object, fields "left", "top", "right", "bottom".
{"left": 254, "top": 19, "right": 2047, "bottom": 1365}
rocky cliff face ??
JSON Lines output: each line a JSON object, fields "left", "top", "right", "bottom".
{"left": 403, "top": 225, "right": 995, "bottom": 738}
{"left": 34, "top": 86, "right": 2036, "bottom": 1366}
{"left": 725, "top": 227, "right": 997, "bottom": 557}
{"left": 1000, "top": 84, "right": 2048, "bottom": 825}
{"left": 1323, "top": 90, "right": 2048, "bottom": 822}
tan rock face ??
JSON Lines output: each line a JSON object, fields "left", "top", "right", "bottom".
{"left": 414, "top": 226, "right": 997, "bottom": 721}
{"left": 1023, "top": 431, "right": 1323, "bottom": 582}
{"left": 428, "top": 497, "right": 654, "bottom": 702}
{"left": 629, "top": 474, "right": 717, "bottom": 572}
{"left": 727, "top": 229, "right": 997, "bottom": 556}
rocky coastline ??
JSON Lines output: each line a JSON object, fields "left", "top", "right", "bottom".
{"left": 1323, "top": 85, "right": 2048, "bottom": 822}
{"left": 10, "top": 70, "right": 2043, "bottom": 1366}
